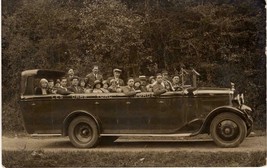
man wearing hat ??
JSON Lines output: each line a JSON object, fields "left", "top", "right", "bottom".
{"left": 107, "top": 68, "right": 125, "bottom": 87}
{"left": 139, "top": 75, "right": 148, "bottom": 92}
{"left": 67, "top": 76, "right": 84, "bottom": 93}
{"left": 86, "top": 65, "right": 103, "bottom": 88}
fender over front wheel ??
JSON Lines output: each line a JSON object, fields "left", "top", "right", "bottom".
{"left": 68, "top": 116, "right": 99, "bottom": 148}
{"left": 210, "top": 112, "right": 247, "bottom": 148}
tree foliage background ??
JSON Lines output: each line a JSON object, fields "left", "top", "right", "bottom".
{"left": 2, "top": 0, "right": 266, "bottom": 132}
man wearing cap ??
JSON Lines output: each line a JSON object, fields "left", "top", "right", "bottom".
{"left": 67, "top": 76, "right": 84, "bottom": 93}
{"left": 86, "top": 65, "right": 103, "bottom": 88}
{"left": 107, "top": 68, "right": 125, "bottom": 86}
{"left": 139, "top": 75, "right": 148, "bottom": 92}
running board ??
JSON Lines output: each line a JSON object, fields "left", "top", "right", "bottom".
{"left": 100, "top": 133, "right": 193, "bottom": 137}
{"left": 31, "top": 134, "right": 62, "bottom": 137}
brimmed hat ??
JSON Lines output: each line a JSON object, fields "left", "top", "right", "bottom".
{"left": 93, "top": 80, "right": 103, "bottom": 88}
{"left": 113, "top": 68, "right": 122, "bottom": 73}
{"left": 40, "top": 78, "right": 48, "bottom": 84}
{"left": 70, "top": 76, "right": 79, "bottom": 81}
{"left": 102, "top": 80, "right": 109, "bottom": 85}
{"left": 139, "top": 75, "right": 146, "bottom": 81}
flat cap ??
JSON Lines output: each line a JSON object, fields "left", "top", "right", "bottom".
{"left": 113, "top": 68, "right": 122, "bottom": 73}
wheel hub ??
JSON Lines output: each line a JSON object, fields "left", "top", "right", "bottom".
{"left": 216, "top": 120, "right": 240, "bottom": 141}
{"left": 74, "top": 123, "right": 92, "bottom": 143}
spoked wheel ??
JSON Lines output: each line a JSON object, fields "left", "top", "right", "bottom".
{"left": 68, "top": 116, "right": 99, "bottom": 148}
{"left": 210, "top": 112, "right": 247, "bottom": 148}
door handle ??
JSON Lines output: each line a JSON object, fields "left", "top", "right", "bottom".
{"left": 31, "top": 103, "right": 36, "bottom": 106}
{"left": 95, "top": 102, "right": 99, "bottom": 105}
{"left": 126, "top": 101, "right": 131, "bottom": 105}
{"left": 159, "top": 101, "right": 164, "bottom": 104}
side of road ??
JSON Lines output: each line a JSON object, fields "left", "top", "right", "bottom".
{"left": 2, "top": 149, "right": 266, "bottom": 167}
{"left": 2, "top": 135, "right": 267, "bottom": 167}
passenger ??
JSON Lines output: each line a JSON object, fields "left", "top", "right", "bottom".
{"left": 56, "top": 77, "right": 72, "bottom": 95}
{"left": 59, "top": 77, "right": 68, "bottom": 91}
{"left": 146, "top": 76, "right": 156, "bottom": 92}
{"left": 139, "top": 75, "right": 148, "bottom": 92}
{"left": 79, "top": 78, "right": 86, "bottom": 93}
{"left": 48, "top": 79, "right": 57, "bottom": 94}
{"left": 84, "top": 82, "right": 92, "bottom": 93}
{"left": 162, "top": 70, "right": 174, "bottom": 91}
{"left": 122, "top": 77, "right": 141, "bottom": 96}
{"left": 54, "top": 79, "right": 61, "bottom": 88}
{"left": 134, "top": 79, "right": 141, "bottom": 91}
{"left": 107, "top": 68, "right": 125, "bottom": 86}
{"left": 66, "top": 68, "right": 75, "bottom": 86}
{"left": 101, "top": 80, "right": 110, "bottom": 93}
{"left": 152, "top": 73, "right": 167, "bottom": 95}
{"left": 108, "top": 79, "right": 122, "bottom": 93}
{"left": 86, "top": 65, "right": 103, "bottom": 88}
{"left": 92, "top": 80, "right": 104, "bottom": 93}
{"left": 35, "top": 78, "right": 49, "bottom": 95}
{"left": 67, "top": 76, "right": 84, "bottom": 93}
{"left": 172, "top": 75, "right": 182, "bottom": 91}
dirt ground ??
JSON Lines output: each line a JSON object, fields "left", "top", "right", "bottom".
{"left": 2, "top": 133, "right": 266, "bottom": 167}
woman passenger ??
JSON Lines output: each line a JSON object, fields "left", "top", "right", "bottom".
{"left": 79, "top": 78, "right": 86, "bottom": 93}
{"left": 146, "top": 76, "right": 156, "bottom": 92}
{"left": 35, "top": 78, "right": 49, "bottom": 95}
{"left": 92, "top": 80, "right": 104, "bottom": 93}
{"left": 101, "top": 80, "right": 110, "bottom": 93}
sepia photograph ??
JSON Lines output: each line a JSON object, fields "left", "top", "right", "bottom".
{"left": 2, "top": 0, "right": 266, "bottom": 167}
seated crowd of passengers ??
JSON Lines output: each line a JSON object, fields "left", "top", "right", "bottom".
{"left": 35, "top": 65, "right": 183, "bottom": 95}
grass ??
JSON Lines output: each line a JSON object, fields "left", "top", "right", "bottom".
{"left": 2, "top": 149, "right": 266, "bottom": 167}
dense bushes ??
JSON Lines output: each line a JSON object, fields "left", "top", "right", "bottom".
{"left": 2, "top": 0, "right": 265, "bottom": 132}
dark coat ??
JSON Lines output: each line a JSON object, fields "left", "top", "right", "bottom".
{"left": 152, "top": 83, "right": 166, "bottom": 96}
{"left": 67, "top": 85, "right": 84, "bottom": 93}
{"left": 35, "top": 87, "right": 49, "bottom": 95}
{"left": 107, "top": 77, "right": 125, "bottom": 86}
{"left": 86, "top": 73, "right": 103, "bottom": 88}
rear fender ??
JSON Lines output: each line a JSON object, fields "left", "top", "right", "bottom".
{"left": 62, "top": 110, "right": 101, "bottom": 136}
{"left": 192, "top": 106, "right": 250, "bottom": 136}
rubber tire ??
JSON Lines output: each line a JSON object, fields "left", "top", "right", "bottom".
{"left": 210, "top": 112, "right": 247, "bottom": 148}
{"left": 68, "top": 116, "right": 99, "bottom": 148}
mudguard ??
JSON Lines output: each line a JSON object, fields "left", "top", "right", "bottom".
{"left": 62, "top": 110, "right": 102, "bottom": 136}
{"left": 191, "top": 105, "right": 253, "bottom": 136}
